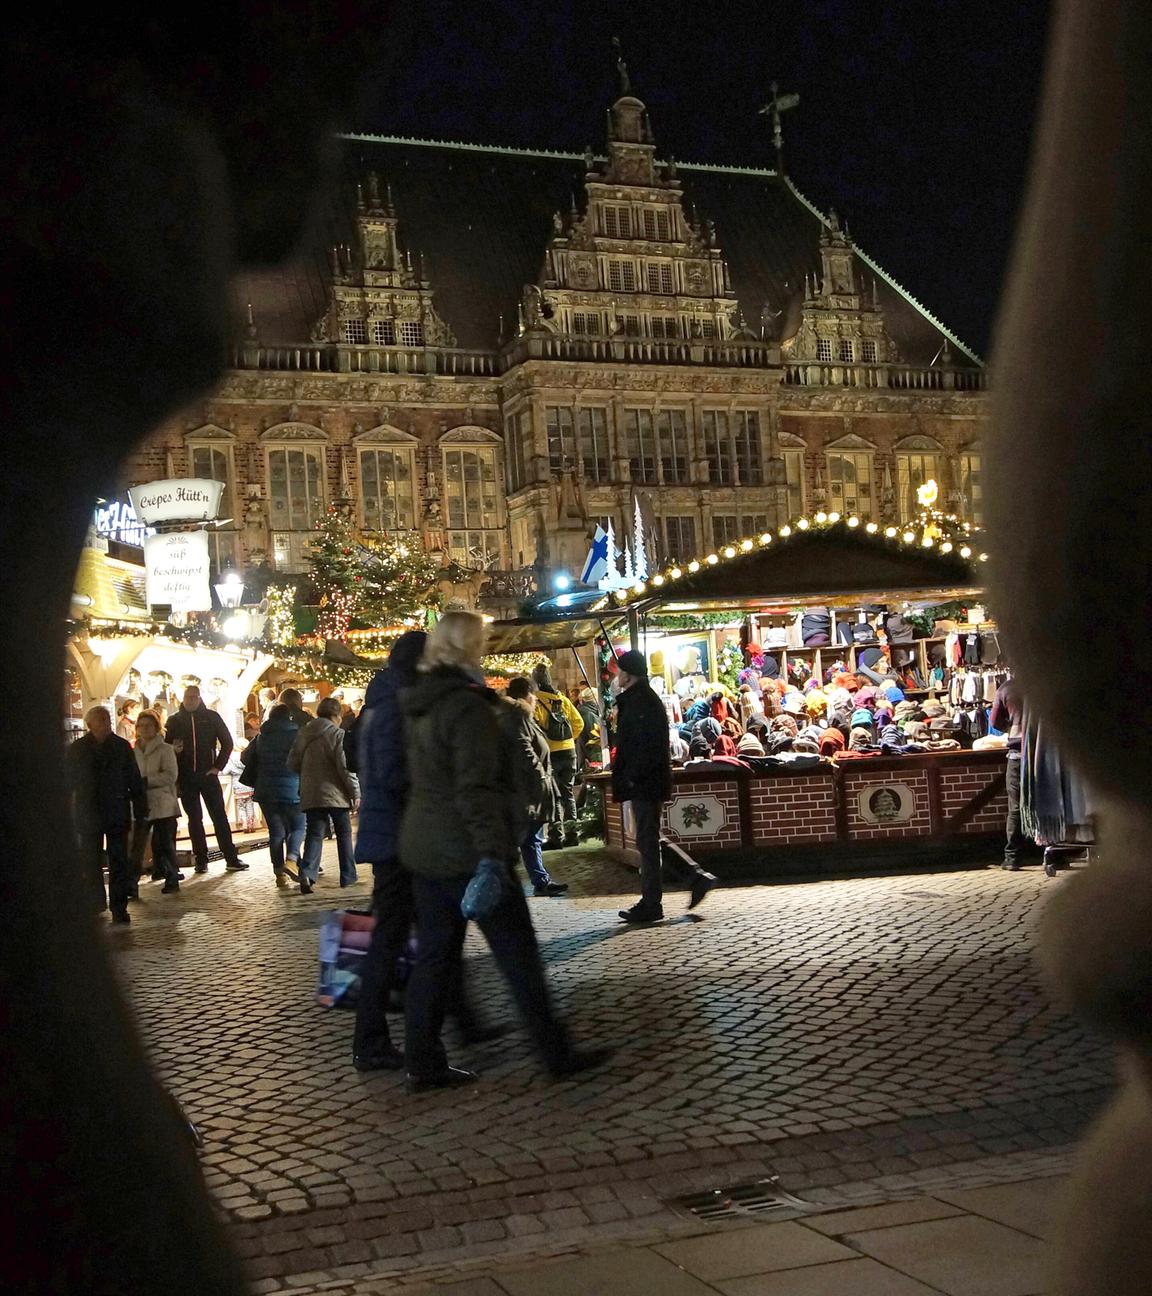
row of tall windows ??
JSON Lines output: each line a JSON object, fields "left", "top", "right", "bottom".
{"left": 814, "top": 337, "right": 879, "bottom": 363}
{"left": 340, "top": 319, "right": 425, "bottom": 346}
{"left": 600, "top": 204, "right": 673, "bottom": 241}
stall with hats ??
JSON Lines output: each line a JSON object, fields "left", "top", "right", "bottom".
{"left": 587, "top": 504, "right": 1013, "bottom": 876}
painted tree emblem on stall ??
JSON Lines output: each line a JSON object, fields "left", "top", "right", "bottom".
{"left": 682, "top": 802, "right": 711, "bottom": 829}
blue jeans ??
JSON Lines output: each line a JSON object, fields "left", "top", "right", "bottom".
{"left": 260, "top": 801, "right": 306, "bottom": 873}
{"left": 303, "top": 806, "right": 356, "bottom": 885}
{"left": 519, "top": 822, "right": 552, "bottom": 890}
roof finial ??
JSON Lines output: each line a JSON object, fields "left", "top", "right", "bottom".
{"left": 759, "top": 81, "right": 800, "bottom": 172}
{"left": 611, "top": 36, "right": 632, "bottom": 96}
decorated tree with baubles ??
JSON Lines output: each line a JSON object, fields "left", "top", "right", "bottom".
{"left": 308, "top": 507, "right": 363, "bottom": 640}
{"left": 357, "top": 532, "right": 442, "bottom": 626}
{"left": 717, "top": 639, "right": 744, "bottom": 693}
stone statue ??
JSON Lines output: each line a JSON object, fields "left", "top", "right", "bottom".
{"left": 242, "top": 493, "right": 269, "bottom": 563}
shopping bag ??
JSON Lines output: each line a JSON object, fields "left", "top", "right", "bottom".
{"left": 316, "top": 909, "right": 375, "bottom": 1007}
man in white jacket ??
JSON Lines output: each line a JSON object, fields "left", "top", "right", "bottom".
{"left": 133, "top": 710, "right": 183, "bottom": 894}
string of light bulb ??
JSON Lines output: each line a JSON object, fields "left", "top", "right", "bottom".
{"left": 601, "top": 509, "right": 989, "bottom": 608}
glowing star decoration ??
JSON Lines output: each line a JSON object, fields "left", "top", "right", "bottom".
{"left": 917, "top": 478, "right": 940, "bottom": 509}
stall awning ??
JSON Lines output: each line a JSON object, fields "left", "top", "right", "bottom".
{"left": 484, "top": 613, "right": 625, "bottom": 654}
{"left": 615, "top": 520, "right": 985, "bottom": 614}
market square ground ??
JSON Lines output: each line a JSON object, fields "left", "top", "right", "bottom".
{"left": 109, "top": 846, "right": 1112, "bottom": 1290}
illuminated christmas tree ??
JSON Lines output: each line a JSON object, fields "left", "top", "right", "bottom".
{"left": 308, "top": 508, "right": 441, "bottom": 639}
{"left": 358, "top": 532, "right": 441, "bottom": 625}
{"left": 308, "top": 507, "right": 363, "bottom": 640}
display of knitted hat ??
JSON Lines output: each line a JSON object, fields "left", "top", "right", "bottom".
{"left": 849, "top": 726, "right": 875, "bottom": 750}
{"left": 904, "top": 721, "right": 930, "bottom": 742}
{"left": 854, "top": 687, "right": 878, "bottom": 709}
{"left": 880, "top": 683, "right": 905, "bottom": 704}
{"left": 832, "top": 671, "right": 861, "bottom": 692}
{"left": 799, "top": 723, "right": 826, "bottom": 745}
{"left": 830, "top": 706, "right": 854, "bottom": 734}
{"left": 805, "top": 688, "right": 828, "bottom": 716}
{"left": 819, "top": 728, "right": 846, "bottom": 755}
{"left": 771, "top": 714, "right": 800, "bottom": 737}
{"left": 713, "top": 734, "right": 739, "bottom": 757}
{"left": 782, "top": 692, "right": 806, "bottom": 715}
{"left": 880, "top": 723, "right": 904, "bottom": 746}
{"left": 738, "top": 667, "right": 762, "bottom": 687}
{"left": 826, "top": 686, "right": 852, "bottom": 711}
{"left": 736, "top": 732, "right": 766, "bottom": 757}
{"left": 761, "top": 654, "right": 781, "bottom": 679}
{"left": 769, "top": 731, "right": 795, "bottom": 754}
{"left": 851, "top": 707, "right": 875, "bottom": 728}
{"left": 922, "top": 700, "right": 947, "bottom": 719}
{"left": 894, "top": 700, "right": 921, "bottom": 722}
{"left": 793, "top": 734, "right": 821, "bottom": 754}
{"left": 698, "top": 717, "right": 722, "bottom": 741}
{"left": 788, "top": 659, "right": 812, "bottom": 685}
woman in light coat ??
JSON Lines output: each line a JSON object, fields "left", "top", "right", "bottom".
{"left": 133, "top": 709, "right": 182, "bottom": 893}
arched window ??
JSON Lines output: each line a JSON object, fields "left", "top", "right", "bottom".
{"left": 894, "top": 435, "right": 945, "bottom": 521}
{"left": 440, "top": 428, "right": 504, "bottom": 570}
{"left": 355, "top": 426, "right": 418, "bottom": 532}
{"left": 261, "top": 423, "right": 328, "bottom": 570}
{"left": 825, "top": 433, "right": 877, "bottom": 519}
{"left": 958, "top": 441, "right": 983, "bottom": 525}
{"left": 185, "top": 425, "right": 237, "bottom": 572}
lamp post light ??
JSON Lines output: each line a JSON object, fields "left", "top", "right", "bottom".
{"left": 214, "top": 570, "right": 245, "bottom": 610}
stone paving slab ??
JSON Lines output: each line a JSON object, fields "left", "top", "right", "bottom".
{"left": 106, "top": 845, "right": 1108, "bottom": 1286}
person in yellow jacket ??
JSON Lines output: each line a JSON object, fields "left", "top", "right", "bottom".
{"left": 532, "top": 663, "right": 584, "bottom": 849}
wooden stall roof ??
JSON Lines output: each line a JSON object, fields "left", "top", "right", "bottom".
{"left": 484, "top": 613, "right": 625, "bottom": 654}
{"left": 619, "top": 522, "right": 984, "bottom": 614}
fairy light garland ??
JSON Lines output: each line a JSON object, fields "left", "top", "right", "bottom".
{"left": 605, "top": 507, "right": 989, "bottom": 608}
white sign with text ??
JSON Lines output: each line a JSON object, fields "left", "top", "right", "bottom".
{"left": 129, "top": 479, "right": 224, "bottom": 525}
{"left": 144, "top": 530, "right": 212, "bottom": 611}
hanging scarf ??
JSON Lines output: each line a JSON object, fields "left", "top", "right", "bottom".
{"left": 1020, "top": 710, "right": 1095, "bottom": 845}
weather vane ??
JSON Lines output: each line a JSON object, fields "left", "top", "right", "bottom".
{"left": 759, "top": 81, "right": 800, "bottom": 170}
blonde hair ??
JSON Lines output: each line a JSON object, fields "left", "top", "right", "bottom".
{"left": 422, "top": 610, "right": 487, "bottom": 672}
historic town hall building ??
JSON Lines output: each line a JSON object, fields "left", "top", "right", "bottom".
{"left": 123, "top": 75, "right": 987, "bottom": 609}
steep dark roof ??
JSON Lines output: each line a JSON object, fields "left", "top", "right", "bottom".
{"left": 239, "top": 135, "right": 981, "bottom": 366}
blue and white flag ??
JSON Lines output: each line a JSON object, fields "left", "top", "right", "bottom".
{"left": 581, "top": 525, "right": 610, "bottom": 586}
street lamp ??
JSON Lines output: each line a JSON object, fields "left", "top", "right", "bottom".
{"left": 214, "top": 570, "right": 245, "bottom": 609}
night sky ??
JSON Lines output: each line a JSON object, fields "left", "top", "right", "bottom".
{"left": 358, "top": 2, "right": 1050, "bottom": 358}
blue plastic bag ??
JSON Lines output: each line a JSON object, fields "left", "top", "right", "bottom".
{"left": 461, "top": 857, "right": 507, "bottom": 920}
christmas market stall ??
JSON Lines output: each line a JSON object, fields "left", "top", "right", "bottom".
{"left": 588, "top": 503, "right": 1011, "bottom": 877}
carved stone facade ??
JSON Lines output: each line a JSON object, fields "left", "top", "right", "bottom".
{"left": 123, "top": 84, "right": 988, "bottom": 593}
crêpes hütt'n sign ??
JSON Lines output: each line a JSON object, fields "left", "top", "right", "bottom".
{"left": 129, "top": 479, "right": 224, "bottom": 526}
{"left": 143, "top": 530, "right": 212, "bottom": 612}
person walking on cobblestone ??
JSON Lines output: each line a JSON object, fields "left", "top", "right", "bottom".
{"left": 352, "top": 632, "right": 505, "bottom": 1072}
{"left": 501, "top": 676, "right": 568, "bottom": 897}
{"left": 532, "top": 663, "right": 584, "bottom": 850}
{"left": 400, "top": 612, "right": 611, "bottom": 1092}
{"left": 991, "top": 677, "right": 1029, "bottom": 870}
{"left": 612, "top": 650, "right": 716, "bottom": 924}
{"left": 289, "top": 696, "right": 360, "bottom": 893}
{"left": 166, "top": 685, "right": 248, "bottom": 874}
{"left": 67, "top": 705, "right": 146, "bottom": 923}
{"left": 242, "top": 693, "right": 307, "bottom": 887}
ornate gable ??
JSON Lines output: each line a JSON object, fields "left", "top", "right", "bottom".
{"left": 525, "top": 73, "right": 740, "bottom": 345}
{"left": 321, "top": 173, "right": 456, "bottom": 348}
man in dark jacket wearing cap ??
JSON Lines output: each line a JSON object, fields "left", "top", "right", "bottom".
{"left": 612, "top": 650, "right": 716, "bottom": 923}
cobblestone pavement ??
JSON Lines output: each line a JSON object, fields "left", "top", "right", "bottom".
{"left": 107, "top": 847, "right": 1112, "bottom": 1289}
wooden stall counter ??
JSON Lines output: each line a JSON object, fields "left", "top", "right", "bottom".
{"left": 593, "top": 749, "right": 1008, "bottom": 880}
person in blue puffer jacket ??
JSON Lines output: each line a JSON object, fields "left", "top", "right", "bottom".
{"left": 241, "top": 689, "right": 307, "bottom": 887}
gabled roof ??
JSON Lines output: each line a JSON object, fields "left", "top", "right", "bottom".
{"left": 239, "top": 134, "right": 982, "bottom": 366}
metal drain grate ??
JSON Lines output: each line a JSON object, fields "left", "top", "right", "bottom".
{"left": 668, "top": 1177, "right": 814, "bottom": 1222}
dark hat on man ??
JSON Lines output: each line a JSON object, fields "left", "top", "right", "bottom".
{"left": 616, "top": 649, "right": 648, "bottom": 677}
